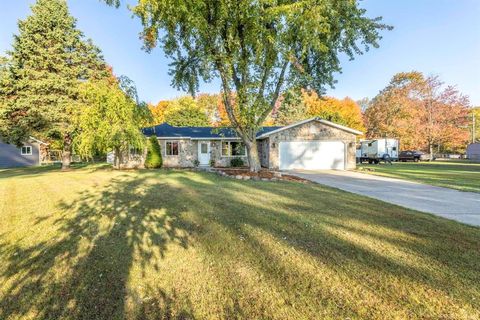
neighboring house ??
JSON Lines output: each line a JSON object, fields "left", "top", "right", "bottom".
{"left": 0, "top": 137, "right": 47, "bottom": 168}
{"left": 466, "top": 143, "right": 480, "bottom": 160}
{"left": 143, "top": 117, "right": 362, "bottom": 170}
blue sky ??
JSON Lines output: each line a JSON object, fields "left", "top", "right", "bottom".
{"left": 1, "top": 0, "right": 479, "bottom": 105}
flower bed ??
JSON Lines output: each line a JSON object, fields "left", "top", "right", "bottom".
{"left": 215, "top": 168, "right": 308, "bottom": 182}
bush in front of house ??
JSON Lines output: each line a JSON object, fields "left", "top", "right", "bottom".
{"left": 230, "top": 158, "right": 244, "bottom": 167}
{"left": 145, "top": 136, "right": 163, "bottom": 168}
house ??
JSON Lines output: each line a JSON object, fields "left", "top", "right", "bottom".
{"left": 466, "top": 143, "right": 480, "bottom": 160}
{"left": 143, "top": 117, "right": 362, "bottom": 170}
{"left": 0, "top": 137, "right": 48, "bottom": 168}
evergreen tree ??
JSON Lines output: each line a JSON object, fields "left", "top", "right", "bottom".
{"left": 144, "top": 136, "right": 163, "bottom": 169}
{"left": 0, "top": 0, "right": 107, "bottom": 169}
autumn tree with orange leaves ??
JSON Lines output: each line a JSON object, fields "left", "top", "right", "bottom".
{"left": 274, "top": 89, "right": 365, "bottom": 132}
{"left": 148, "top": 100, "right": 170, "bottom": 125}
{"left": 149, "top": 94, "right": 227, "bottom": 127}
{"left": 364, "top": 72, "right": 470, "bottom": 154}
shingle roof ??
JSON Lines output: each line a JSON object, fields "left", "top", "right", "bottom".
{"left": 143, "top": 123, "right": 283, "bottom": 139}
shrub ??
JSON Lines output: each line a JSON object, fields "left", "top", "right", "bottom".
{"left": 230, "top": 158, "right": 244, "bottom": 167}
{"left": 193, "top": 159, "right": 200, "bottom": 167}
{"left": 145, "top": 136, "right": 163, "bottom": 168}
{"left": 209, "top": 159, "right": 216, "bottom": 167}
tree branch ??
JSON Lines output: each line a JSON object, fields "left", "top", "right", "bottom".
{"left": 257, "top": 60, "right": 289, "bottom": 126}
{"left": 216, "top": 61, "right": 248, "bottom": 140}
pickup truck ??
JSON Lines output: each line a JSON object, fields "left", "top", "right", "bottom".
{"left": 398, "top": 150, "right": 434, "bottom": 162}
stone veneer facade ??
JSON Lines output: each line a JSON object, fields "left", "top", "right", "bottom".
{"left": 156, "top": 120, "right": 357, "bottom": 169}
{"left": 258, "top": 120, "right": 357, "bottom": 170}
{"left": 158, "top": 139, "right": 248, "bottom": 168}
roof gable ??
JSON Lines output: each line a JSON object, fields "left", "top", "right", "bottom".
{"left": 256, "top": 117, "right": 363, "bottom": 138}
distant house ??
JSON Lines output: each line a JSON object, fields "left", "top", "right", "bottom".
{"left": 466, "top": 143, "right": 480, "bottom": 160}
{"left": 0, "top": 137, "right": 48, "bottom": 168}
{"left": 142, "top": 117, "right": 362, "bottom": 170}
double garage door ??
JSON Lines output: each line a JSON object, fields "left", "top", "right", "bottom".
{"left": 279, "top": 141, "right": 345, "bottom": 170}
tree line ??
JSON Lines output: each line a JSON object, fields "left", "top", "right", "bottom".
{"left": 148, "top": 92, "right": 365, "bottom": 132}
{"left": 148, "top": 72, "right": 475, "bottom": 155}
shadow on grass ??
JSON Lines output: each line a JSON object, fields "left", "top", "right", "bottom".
{"left": 0, "top": 170, "right": 479, "bottom": 319}
{"left": 0, "top": 174, "right": 194, "bottom": 319}
{"left": 0, "top": 163, "right": 112, "bottom": 180}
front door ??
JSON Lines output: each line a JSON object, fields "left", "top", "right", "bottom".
{"left": 198, "top": 141, "right": 211, "bottom": 166}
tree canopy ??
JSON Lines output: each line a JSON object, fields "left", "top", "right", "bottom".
{"left": 274, "top": 90, "right": 365, "bottom": 132}
{"left": 104, "top": 0, "right": 390, "bottom": 171}
{"left": 0, "top": 0, "right": 107, "bottom": 169}
{"left": 75, "top": 76, "right": 148, "bottom": 168}
{"left": 149, "top": 94, "right": 232, "bottom": 127}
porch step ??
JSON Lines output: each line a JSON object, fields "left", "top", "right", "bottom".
{"left": 196, "top": 166, "right": 214, "bottom": 172}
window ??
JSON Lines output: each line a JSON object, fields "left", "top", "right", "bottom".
{"left": 166, "top": 141, "right": 179, "bottom": 156}
{"left": 392, "top": 147, "right": 397, "bottom": 151}
{"left": 21, "top": 146, "right": 32, "bottom": 155}
{"left": 129, "top": 147, "right": 141, "bottom": 156}
{"left": 221, "top": 141, "right": 246, "bottom": 157}
{"left": 201, "top": 143, "right": 208, "bottom": 153}
{"left": 221, "top": 142, "right": 230, "bottom": 156}
{"left": 231, "top": 142, "right": 246, "bottom": 156}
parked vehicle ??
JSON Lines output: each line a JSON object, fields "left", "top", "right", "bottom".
{"left": 398, "top": 150, "right": 434, "bottom": 162}
{"left": 356, "top": 138, "right": 399, "bottom": 164}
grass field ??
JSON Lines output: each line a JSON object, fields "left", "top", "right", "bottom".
{"left": 358, "top": 160, "right": 480, "bottom": 193}
{"left": 0, "top": 165, "right": 479, "bottom": 319}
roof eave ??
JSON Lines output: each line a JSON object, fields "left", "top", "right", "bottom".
{"left": 29, "top": 136, "right": 49, "bottom": 145}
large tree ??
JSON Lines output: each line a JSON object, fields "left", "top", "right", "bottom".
{"left": 104, "top": 0, "right": 390, "bottom": 171}
{"left": 364, "top": 72, "right": 470, "bottom": 154}
{"left": 75, "top": 76, "right": 148, "bottom": 169}
{"left": 0, "top": 0, "right": 107, "bottom": 169}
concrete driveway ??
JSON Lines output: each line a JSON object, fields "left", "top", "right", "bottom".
{"left": 289, "top": 170, "right": 480, "bottom": 227}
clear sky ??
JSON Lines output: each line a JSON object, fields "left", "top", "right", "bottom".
{"left": 1, "top": 0, "right": 479, "bottom": 105}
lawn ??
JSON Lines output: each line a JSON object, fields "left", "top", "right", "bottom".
{"left": 0, "top": 165, "right": 479, "bottom": 320}
{"left": 358, "top": 159, "right": 480, "bottom": 193}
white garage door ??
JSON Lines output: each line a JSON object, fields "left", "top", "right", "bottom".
{"left": 279, "top": 141, "right": 345, "bottom": 170}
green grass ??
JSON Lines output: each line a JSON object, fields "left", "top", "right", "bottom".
{"left": 358, "top": 160, "right": 480, "bottom": 193}
{"left": 0, "top": 165, "right": 479, "bottom": 319}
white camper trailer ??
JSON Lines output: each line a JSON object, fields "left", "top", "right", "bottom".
{"left": 356, "top": 138, "right": 399, "bottom": 164}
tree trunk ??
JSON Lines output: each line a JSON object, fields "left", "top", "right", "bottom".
{"left": 113, "top": 147, "right": 122, "bottom": 169}
{"left": 246, "top": 140, "right": 261, "bottom": 172}
{"left": 429, "top": 142, "right": 433, "bottom": 161}
{"left": 61, "top": 136, "right": 72, "bottom": 170}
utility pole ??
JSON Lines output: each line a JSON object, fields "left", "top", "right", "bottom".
{"left": 473, "top": 112, "right": 476, "bottom": 143}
